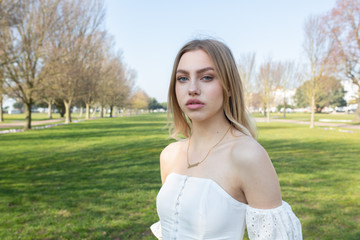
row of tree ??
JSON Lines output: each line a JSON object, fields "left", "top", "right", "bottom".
{"left": 239, "top": 0, "right": 360, "bottom": 127}
{"left": 1, "top": 0, "right": 359, "bottom": 130}
{"left": 238, "top": 54, "right": 300, "bottom": 122}
{"left": 0, "top": 0, "right": 144, "bottom": 129}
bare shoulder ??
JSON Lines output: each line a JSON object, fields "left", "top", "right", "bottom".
{"left": 159, "top": 140, "right": 186, "bottom": 183}
{"left": 230, "top": 135, "right": 282, "bottom": 209}
{"left": 230, "top": 135, "right": 270, "bottom": 166}
{"left": 160, "top": 140, "right": 184, "bottom": 163}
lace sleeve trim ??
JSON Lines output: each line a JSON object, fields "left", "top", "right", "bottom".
{"left": 150, "top": 221, "right": 162, "bottom": 239}
{"left": 246, "top": 201, "right": 302, "bottom": 240}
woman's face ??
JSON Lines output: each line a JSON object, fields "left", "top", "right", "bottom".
{"left": 175, "top": 49, "right": 224, "bottom": 123}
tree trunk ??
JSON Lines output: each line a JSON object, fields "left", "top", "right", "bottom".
{"left": 25, "top": 99, "right": 33, "bottom": 130}
{"left": 355, "top": 106, "right": 360, "bottom": 122}
{"left": 86, "top": 103, "right": 90, "bottom": 120}
{"left": 64, "top": 99, "right": 72, "bottom": 124}
{"left": 283, "top": 95, "right": 286, "bottom": 119}
{"left": 310, "top": 94, "right": 315, "bottom": 128}
{"left": 79, "top": 107, "right": 83, "bottom": 118}
{"left": 0, "top": 94, "right": 3, "bottom": 122}
{"left": 266, "top": 102, "right": 270, "bottom": 123}
{"left": 100, "top": 106, "right": 104, "bottom": 118}
{"left": 92, "top": 107, "right": 96, "bottom": 117}
{"left": 109, "top": 105, "right": 113, "bottom": 118}
{"left": 48, "top": 100, "right": 52, "bottom": 119}
{"left": 355, "top": 90, "right": 360, "bottom": 122}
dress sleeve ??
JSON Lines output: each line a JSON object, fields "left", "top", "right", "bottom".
{"left": 246, "top": 201, "right": 302, "bottom": 240}
{"left": 150, "top": 221, "right": 162, "bottom": 239}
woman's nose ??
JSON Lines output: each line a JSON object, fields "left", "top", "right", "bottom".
{"left": 188, "top": 80, "right": 200, "bottom": 96}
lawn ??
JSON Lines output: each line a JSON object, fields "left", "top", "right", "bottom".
{"left": 252, "top": 112, "right": 359, "bottom": 124}
{"left": 0, "top": 113, "right": 359, "bottom": 239}
{"left": 0, "top": 113, "right": 64, "bottom": 123}
{"left": 0, "top": 113, "right": 86, "bottom": 131}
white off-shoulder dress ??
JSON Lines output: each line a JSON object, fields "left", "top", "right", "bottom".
{"left": 151, "top": 172, "right": 302, "bottom": 240}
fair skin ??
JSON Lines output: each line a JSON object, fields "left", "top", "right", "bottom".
{"left": 160, "top": 49, "right": 282, "bottom": 209}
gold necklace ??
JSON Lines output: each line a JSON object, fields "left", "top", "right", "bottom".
{"left": 187, "top": 126, "right": 231, "bottom": 168}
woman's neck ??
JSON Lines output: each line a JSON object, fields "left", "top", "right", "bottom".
{"left": 189, "top": 114, "right": 231, "bottom": 145}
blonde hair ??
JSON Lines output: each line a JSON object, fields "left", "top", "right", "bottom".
{"left": 168, "top": 39, "right": 257, "bottom": 139}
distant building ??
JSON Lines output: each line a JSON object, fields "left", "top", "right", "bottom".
{"left": 342, "top": 80, "right": 359, "bottom": 104}
{"left": 342, "top": 80, "right": 358, "bottom": 113}
{"left": 8, "top": 109, "right": 22, "bottom": 114}
{"left": 3, "top": 97, "right": 16, "bottom": 110}
{"left": 3, "top": 98, "right": 19, "bottom": 114}
{"left": 273, "top": 87, "right": 296, "bottom": 107}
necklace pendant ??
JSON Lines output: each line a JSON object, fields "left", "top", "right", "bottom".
{"left": 187, "top": 162, "right": 200, "bottom": 168}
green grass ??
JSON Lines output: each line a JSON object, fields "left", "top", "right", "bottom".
{"left": 252, "top": 112, "right": 359, "bottom": 124}
{"left": 0, "top": 112, "right": 89, "bottom": 124}
{"left": 0, "top": 113, "right": 63, "bottom": 122}
{"left": 255, "top": 122, "right": 360, "bottom": 240}
{"left": 0, "top": 113, "right": 88, "bottom": 131}
{"left": 0, "top": 113, "right": 359, "bottom": 239}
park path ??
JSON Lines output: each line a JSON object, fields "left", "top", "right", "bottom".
{"left": 255, "top": 118, "right": 360, "bottom": 129}
{"left": 0, "top": 119, "right": 63, "bottom": 128}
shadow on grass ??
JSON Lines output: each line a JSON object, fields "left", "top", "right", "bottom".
{"left": 0, "top": 114, "right": 172, "bottom": 239}
{"left": 257, "top": 124, "right": 360, "bottom": 240}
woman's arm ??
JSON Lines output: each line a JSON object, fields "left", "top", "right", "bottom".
{"left": 159, "top": 141, "right": 181, "bottom": 184}
{"left": 232, "top": 137, "right": 302, "bottom": 239}
{"left": 232, "top": 137, "right": 282, "bottom": 209}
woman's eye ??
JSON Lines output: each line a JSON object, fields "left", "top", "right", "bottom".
{"left": 177, "top": 76, "right": 188, "bottom": 82}
{"left": 202, "top": 76, "right": 213, "bottom": 81}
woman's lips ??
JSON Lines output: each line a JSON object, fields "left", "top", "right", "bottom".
{"left": 186, "top": 99, "right": 204, "bottom": 110}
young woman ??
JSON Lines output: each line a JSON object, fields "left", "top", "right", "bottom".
{"left": 151, "top": 39, "right": 302, "bottom": 239}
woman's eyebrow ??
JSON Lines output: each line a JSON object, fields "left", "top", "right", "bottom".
{"left": 176, "top": 69, "right": 188, "bottom": 74}
{"left": 176, "top": 67, "right": 214, "bottom": 75}
{"left": 196, "top": 67, "right": 215, "bottom": 74}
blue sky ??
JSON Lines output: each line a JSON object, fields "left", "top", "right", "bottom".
{"left": 104, "top": 0, "right": 337, "bottom": 103}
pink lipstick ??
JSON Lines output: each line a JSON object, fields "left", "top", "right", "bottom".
{"left": 186, "top": 99, "right": 204, "bottom": 110}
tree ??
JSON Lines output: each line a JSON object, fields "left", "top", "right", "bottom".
{"left": 328, "top": 85, "right": 347, "bottom": 108}
{"left": 294, "top": 83, "right": 309, "bottom": 108}
{"left": 160, "top": 102, "right": 168, "bottom": 111}
{"left": 13, "top": 101, "right": 24, "bottom": 111}
{"left": 324, "top": 0, "right": 360, "bottom": 121}
{"left": 109, "top": 64, "right": 133, "bottom": 117}
{"left": 238, "top": 53, "right": 256, "bottom": 109}
{"left": 278, "top": 60, "right": 299, "bottom": 118}
{"left": 0, "top": 68, "right": 4, "bottom": 122}
{"left": 78, "top": 32, "right": 108, "bottom": 120}
{"left": 0, "top": 0, "right": 24, "bottom": 122}
{"left": 37, "top": 74, "right": 60, "bottom": 119}
{"left": 54, "top": 98, "right": 66, "bottom": 117}
{"left": 250, "top": 91, "right": 264, "bottom": 112}
{"left": 1, "top": 0, "right": 60, "bottom": 129}
{"left": 130, "top": 90, "right": 149, "bottom": 112}
{"left": 294, "top": 76, "right": 346, "bottom": 112}
{"left": 318, "top": 76, "right": 347, "bottom": 109}
{"left": 148, "top": 98, "right": 164, "bottom": 110}
{"left": 97, "top": 53, "right": 133, "bottom": 118}
{"left": 257, "top": 58, "right": 281, "bottom": 122}
{"left": 48, "top": 0, "right": 105, "bottom": 123}
{"left": 303, "top": 15, "right": 334, "bottom": 128}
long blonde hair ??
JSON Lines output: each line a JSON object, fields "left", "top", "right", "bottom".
{"left": 168, "top": 39, "right": 257, "bottom": 139}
